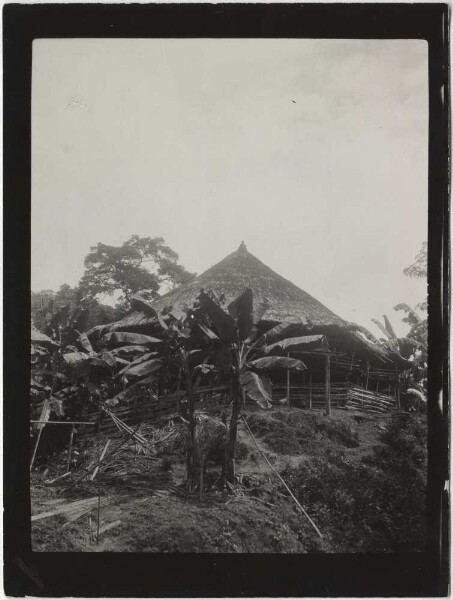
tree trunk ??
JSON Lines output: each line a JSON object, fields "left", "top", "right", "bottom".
{"left": 181, "top": 362, "right": 202, "bottom": 492}
{"left": 221, "top": 380, "right": 241, "bottom": 488}
{"left": 186, "top": 411, "right": 201, "bottom": 492}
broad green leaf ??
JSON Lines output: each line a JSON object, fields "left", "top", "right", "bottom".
{"left": 193, "top": 363, "right": 215, "bottom": 375}
{"left": 130, "top": 294, "right": 168, "bottom": 330}
{"left": 31, "top": 325, "right": 59, "bottom": 348}
{"left": 240, "top": 370, "right": 272, "bottom": 409}
{"left": 248, "top": 356, "right": 306, "bottom": 371}
{"left": 99, "top": 351, "right": 116, "bottom": 368}
{"left": 78, "top": 332, "right": 94, "bottom": 354}
{"left": 108, "top": 374, "right": 157, "bottom": 405}
{"left": 254, "top": 322, "right": 296, "bottom": 348}
{"left": 197, "top": 322, "right": 219, "bottom": 341}
{"left": 110, "top": 345, "right": 150, "bottom": 357}
{"left": 36, "top": 399, "right": 51, "bottom": 430}
{"left": 49, "top": 396, "right": 65, "bottom": 417}
{"left": 71, "top": 308, "right": 90, "bottom": 332}
{"left": 197, "top": 291, "right": 237, "bottom": 343}
{"left": 118, "top": 352, "right": 158, "bottom": 375}
{"left": 371, "top": 319, "right": 393, "bottom": 341}
{"left": 264, "top": 334, "right": 327, "bottom": 354}
{"left": 228, "top": 288, "right": 253, "bottom": 341}
{"left": 62, "top": 352, "right": 89, "bottom": 366}
{"left": 125, "top": 358, "right": 163, "bottom": 378}
{"left": 99, "top": 331, "right": 162, "bottom": 348}
{"left": 383, "top": 315, "right": 397, "bottom": 340}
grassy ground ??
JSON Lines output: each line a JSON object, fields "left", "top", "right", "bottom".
{"left": 31, "top": 406, "right": 426, "bottom": 553}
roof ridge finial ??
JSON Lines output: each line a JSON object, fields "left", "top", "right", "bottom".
{"left": 237, "top": 241, "right": 248, "bottom": 255}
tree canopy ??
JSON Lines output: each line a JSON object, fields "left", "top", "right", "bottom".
{"left": 31, "top": 284, "right": 126, "bottom": 332}
{"left": 403, "top": 242, "right": 427, "bottom": 279}
{"left": 78, "top": 235, "right": 195, "bottom": 304}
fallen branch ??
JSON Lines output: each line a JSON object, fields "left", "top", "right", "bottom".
{"left": 241, "top": 414, "right": 323, "bottom": 539}
{"left": 95, "top": 519, "right": 122, "bottom": 540}
{"left": 45, "top": 471, "right": 71, "bottom": 485}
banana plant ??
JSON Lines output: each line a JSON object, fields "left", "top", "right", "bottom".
{"left": 372, "top": 312, "right": 422, "bottom": 361}
{"left": 98, "top": 294, "right": 215, "bottom": 491}
{"left": 193, "top": 289, "right": 316, "bottom": 487}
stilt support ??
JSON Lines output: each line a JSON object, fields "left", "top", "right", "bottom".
{"left": 325, "top": 354, "right": 331, "bottom": 416}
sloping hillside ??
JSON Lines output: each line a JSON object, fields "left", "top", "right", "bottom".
{"left": 31, "top": 407, "right": 427, "bottom": 553}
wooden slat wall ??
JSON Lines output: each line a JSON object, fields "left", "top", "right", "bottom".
{"left": 83, "top": 385, "right": 230, "bottom": 435}
{"left": 346, "top": 384, "right": 396, "bottom": 413}
{"left": 273, "top": 383, "right": 396, "bottom": 413}
{"left": 273, "top": 383, "right": 349, "bottom": 409}
{"left": 79, "top": 380, "right": 396, "bottom": 437}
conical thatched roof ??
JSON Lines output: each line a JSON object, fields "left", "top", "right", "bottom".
{"left": 86, "top": 244, "right": 413, "bottom": 371}
{"left": 110, "top": 243, "right": 346, "bottom": 330}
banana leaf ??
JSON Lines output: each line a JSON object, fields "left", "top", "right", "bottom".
{"left": 118, "top": 352, "right": 159, "bottom": 375}
{"left": 62, "top": 352, "right": 90, "bottom": 366}
{"left": 383, "top": 315, "right": 397, "bottom": 339}
{"left": 197, "top": 322, "right": 219, "bottom": 341}
{"left": 123, "top": 357, "right": 163, "bottom": 378}
{"left": 78, "top": 332, "right": 94, "bottom": 354}
{"left": 197, "top": 291, "right": 237, "bottom": 343}
{"left": 248, "top": 356, "right": 306, "bottom": 371}
{"left": 256, "top": 322, "right": 296, "bottom": 347}
{"left": 31, "top": 325, "right": 60, "bottom": 349}
{"left": 49, "top": 304, "right": 70, "bottom": 331}
{"left": 99, "top": 331, "right": 162, "bottom": 348}
{"left": 130, "top": 294, "right": 168, "bottom": 330}
{"left": 71, "top": 307, "right": 90, "bottom": 332}
{"left": 49, "top": 396, "right": 65, "bottom": 417}
{"left": 109, "top": 345, "right": 150, "bottom": 357}
{"left": 98, "top": 351, "right": 117, "bottom": 368}
{"left": 264, "top": 334, "right": 326, "bottom": 354}
{"left": 107, "top": 374, "right": 157, "bottom": 406}
{"left": 228, "top": 288, "right": 253, "bottom": 341}
{"left": 240, "top": 370, "right": 272, "bottom": 409}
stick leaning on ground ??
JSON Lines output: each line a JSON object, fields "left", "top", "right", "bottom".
{"left": 241, "top": 414, "right": 323, "bottom": 539}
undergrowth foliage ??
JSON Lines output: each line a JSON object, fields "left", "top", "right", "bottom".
{"left": 247, "top": 410, "right": 360, "bottom": 455}
{"left": 282, "top": 413, "right": 427, "bottom": 552}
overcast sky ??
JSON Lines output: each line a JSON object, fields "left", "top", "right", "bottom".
{"left": 32, "top": 38, "right": 427, "bottom": 337}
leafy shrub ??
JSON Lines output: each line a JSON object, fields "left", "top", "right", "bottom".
{"left": 282, "top": 414, "right": 427, "bottom": 552}
{"left": 273, "top": 409, "right": 360, "bottom": 449}
{"left": 247, "top": 413, "right": 301, "bottom": 455}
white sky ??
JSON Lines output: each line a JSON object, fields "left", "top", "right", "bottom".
{"left": 32, "top": 38, "right": 428, "bottom": 337}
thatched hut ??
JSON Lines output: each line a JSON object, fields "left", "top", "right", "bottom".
{"left": 90, "top": 243, "right": 412, "bottom": 413}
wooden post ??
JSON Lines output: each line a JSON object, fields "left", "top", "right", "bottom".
{"left": 66, "top": 424, "right": 75, "bottom": 472}
{"left": 286, "top": 351, "right": 291, "bottom": 406}
{"left": 309, "top": 370, "right": 312, "bottom": 409}
{"left": 396, "top": 375, "right": 401, "bottom": 412}
{"left": 349, "top": 346, "right": 356, "bottom": 371}
{"left": 325, "top": 354, "right": 331, "bottom": 416}
{"left": 96, "top": 408, "right": 101, "bottom": 544}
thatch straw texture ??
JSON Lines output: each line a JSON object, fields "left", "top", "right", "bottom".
{"left": 153, "top": 243, "right": 345, "bottom": 327}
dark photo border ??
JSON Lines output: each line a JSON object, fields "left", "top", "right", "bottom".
{"left": 3, "top": 3, "right": 450, "bottom": 597}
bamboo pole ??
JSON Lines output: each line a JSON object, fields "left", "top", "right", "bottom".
{"left": 96, "top": 409, "right": 101, "bottom": 543}
{"left": 66, "top": 425, "right": 75, "bottom": 472}
{"left": 30, "top": 428, "right": 44, "bottom": 472}
{"left": 309, "top": 370, "right": 312, "bottom": 409}
{"left": 30, "top": 420, "right": 96, "bottom": 426}
{"left": 325, "top": 354, "right": 331, "bottom": 416}
{"left": 241, "top": 415, "right": 323, "bottom": 539}
{"left": 286, "top": 351, "right": 291, "bottom": 406}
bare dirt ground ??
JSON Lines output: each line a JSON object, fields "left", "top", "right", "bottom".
{"left": 30, "top": 407, "right": 399, "bottom": 553}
